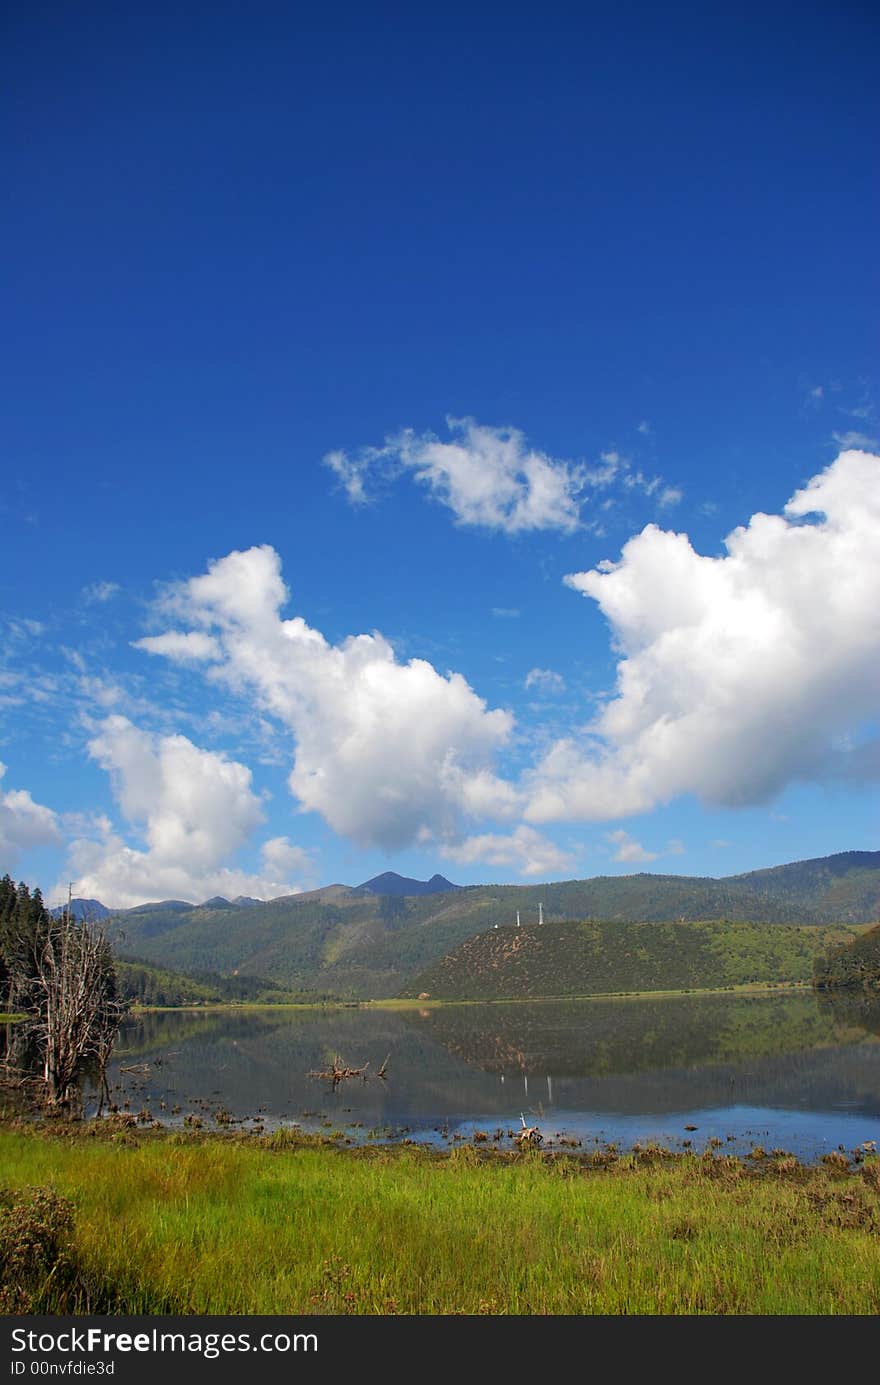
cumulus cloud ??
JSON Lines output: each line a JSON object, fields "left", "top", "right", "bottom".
{"left": 0, "top": 764, "right": 61, "bottom": 863}
{"left": 64, "top": 717, "right": 313, "bottom": 908}
{"left": 526, "top": 450, "right": 880, "bottom": 822}
{"left": 260, "top": 836, "right": 314, "bottom": 880}
{"left": 137, "top": 546, "right": 517, "bottom": 850}
{"left": 442, "top": 825, "right": 573, "bottom": 877}
{"left": 606, "top": 829, "right": 658, "bottom": 864}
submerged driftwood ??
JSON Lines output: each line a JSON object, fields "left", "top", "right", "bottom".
{"left": 308, "top": 1051, "right": 393, "bottom": 1090}
{"left": 308, "top": 1056, "right": 372, "bottom": 1090}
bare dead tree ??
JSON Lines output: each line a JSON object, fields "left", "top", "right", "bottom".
{"left": 25, "top": 917, "right": 127, "bottom": 1108}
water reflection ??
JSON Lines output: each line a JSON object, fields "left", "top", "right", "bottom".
{"left": 96, "top": 990, "right": 880, "bottom": 1161}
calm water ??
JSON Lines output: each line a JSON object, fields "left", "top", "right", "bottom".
{"left": 100, "top": 990, "right": 880, "bottom": 1162}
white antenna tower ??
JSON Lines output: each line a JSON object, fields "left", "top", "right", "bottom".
{"left": 516, "top": 910, "right": 521, "bottom": 928}
{"left": 538, "top": 901, "right": 544, "bottom": 925}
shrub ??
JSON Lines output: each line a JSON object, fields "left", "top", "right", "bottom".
{"left": 0, "top": 1185, "right": 74, "bottom": 1313}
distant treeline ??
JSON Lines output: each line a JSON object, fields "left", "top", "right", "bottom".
{"left": 115, "top": 959, "right": 333, "bottom": 1007}
{"left": 813, "top": 924, "right": 880, "bottom": 992}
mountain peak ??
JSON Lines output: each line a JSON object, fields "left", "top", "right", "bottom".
{"left": 355, "top": 871, "right": 460, "bottom": 897}
{"left": 49, "top": 897, "right": 111, "bottom": 922}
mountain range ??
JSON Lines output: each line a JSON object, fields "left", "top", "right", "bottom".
{"left": 58, "top": 850, "right": 880, "bottom": 999}
{"left": 52, "top": 871, "right": 458, "bottom": 920}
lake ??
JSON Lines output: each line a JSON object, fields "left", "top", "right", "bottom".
{"left": 102, "top": 989, "right": 880, "bottom": 1161}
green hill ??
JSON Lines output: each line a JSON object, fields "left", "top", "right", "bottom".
{"left": 813, "top": 923, "right": 880, "bottom": 992}
{"left": 115, "top": 960, "right": 224, "bottom": 1007}
{"left": 730, "top": 851, "right": 880, "bottom": 923}
{"left": 403, "top": 919, "right": 860, "bottom": 1000}
{"left": 105, "top": 850, "right": 880, "bottom": 999}
{"left": 114, "top": 959, "right": 316, "bottom": 1007}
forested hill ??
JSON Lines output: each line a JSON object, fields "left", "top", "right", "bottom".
{"left": 813, "top": 924, "right": 880, "bottom": 992}
{"left": 96, "top": 850, "right": 880, "bottom": 999}
{"left": 730, "top": 851, "right": 880, "bottom": 922}
{"left": 403, "top": 919, "right": 857, "bottom": 1001}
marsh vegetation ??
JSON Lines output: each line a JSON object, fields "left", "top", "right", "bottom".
{"left": 2, "top": 1122, "right": 879, "bottom": 1315}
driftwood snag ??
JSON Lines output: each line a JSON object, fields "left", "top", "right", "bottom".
{"left": 308, "top": 1055, "right": 371, "bottom": 1090}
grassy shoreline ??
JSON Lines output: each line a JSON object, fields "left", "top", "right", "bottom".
{"left": 128, "top": 978, "right": 814, "bottom": 1015}
{"left": 2, "top": 1117, "right": 879, "bottom": 1315}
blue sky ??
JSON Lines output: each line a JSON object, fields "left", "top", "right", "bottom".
{"left": 2, "top": 1, "right": 878, "bottom": 906}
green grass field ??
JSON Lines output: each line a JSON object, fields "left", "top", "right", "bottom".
{"left": 2, "top": 1123, "right": 879, "bottom": 1315}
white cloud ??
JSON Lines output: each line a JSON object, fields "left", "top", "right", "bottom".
{"left": 585, "top": 451, "right": 623, "bottom": 486}
{"left": 137, "top": 546, "right": 517, "bottom": 850}
{"left": 526, "top": 449, "right": 880, "bottom": 822}
{"left": 133, "top": 631, "right": 221, "bottom": 663}
{"left": 325, "top": 418, "right": 589, "bottom": 534}
{"left": 82, "top": 581, "right": 120, "bottom": 604}
{"left": 325, "top": 418, "right": 683, "bottom": 535}
{"left": 606, "top": 829, "right": 658, "bottom": 863}
{"left": 389, "top": 417, "right": 586, "bottom": 533}
{"left": 442, "top": 825, "right": 573, "bottom": 878}
{"left": 260, "top": 836, "right": 314, "bottom": 880}
{"left": 525, "top": 667, "right": 566, "bottom": 694}
{"left": 60, "top": 646, "right": 87, "bottom": 674}
{"left": 0, "top": 763, "right": 61, "bottom": 863}
{"left": 5, "top": 617, "right": 44, "bottom": 642}
{"left": 323, "top": 449, "right": 371, "bottom": 506}
{"left": 658, "top": 486, "right": 683, "bottom": 507}
{"left": 622, "top": 468, "right": 662, "bottom": 497}
{"left": 832, "top": 429, "right": 878, "bottom": 451}
{"left": 63, "top": 716, "right": 313, "bottom": 908}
